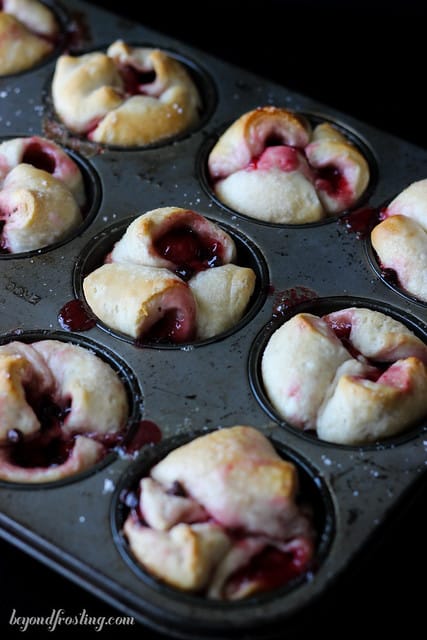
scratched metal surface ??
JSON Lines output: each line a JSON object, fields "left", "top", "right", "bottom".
{"left": 1, "top": 1, "right": 427, "bottom": 638}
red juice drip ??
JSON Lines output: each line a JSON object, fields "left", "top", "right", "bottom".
{"left": 123, "top": 420, "right": 162, "bottom": 454}
{"left": 272, "top": 286, "right": 318, "bottom": 318}
{"left": 381, "top": 267, "right": 401, "bottom": 288}
{"left": 340, "top": 206, "right": 379, "bottom": 237}
{"left": 58, "top": 299, "right": 97, "bottom": 332}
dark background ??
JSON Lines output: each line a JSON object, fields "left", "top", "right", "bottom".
{"left": 2, "top": 0, "right": 427, "bottom": 637}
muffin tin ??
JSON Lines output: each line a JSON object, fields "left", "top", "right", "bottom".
{"left": 1, "top": 1, "right": 427, "bottom": 638}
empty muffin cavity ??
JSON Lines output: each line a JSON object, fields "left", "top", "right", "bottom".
{"left": 199, "top": 108, "right": 377, "bottom": 226}
{"left": 249, "top": 296, "right": 427, "bottom": 448}
{"left": 44, "top": 40, "right": 216, "bottom": 150}
{"left": 0, "top": 135, "right": 101, "bottom": 257}
{"left": 0, "top": 331, "right": 141, "bottom": 486}
{"left": 112, "top": 425, "right": 334, "bottom": 603}
{"left": 74, "top": 207, "right": 268, "bottom": 348}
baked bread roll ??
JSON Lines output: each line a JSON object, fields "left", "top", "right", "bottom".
{"left": 51, "top": 40, "right": 201, "bottom": 147}
{"left": 109, "top": 206, "right": 236, "bottom": 272}
{"left": 0, "top": 136, "right": 86, "bottom": 206}
{"left": 261, "top": 307, "right": 427, "bottom": 444}
{"left": 0, "top": 340, "right": 129, "bottom": 483}
{"left": 123, "top": 426, "right": 315, "bottom": 599}
{"left": 189, "top": 264, "right": 256, "bottom": 339}
{"left": 0, "top": 0, "right": 59, "bottom": 76}
{"left": 83, "top": 263, "right": 198, "bottom": 343}
{"left": 208, "top": 108, "right": 369, "bottom": 223}
{"left": 305, "top": 123, "right": 370, "bottom": 214}
{"left": 83, "top": 207, "right": 256, "bottom": 343}
{"left": 371, "top": 179, "right": 427, "bottom": 302}
{"left": 0, "top": 164, "right": 82, "bottom": 253}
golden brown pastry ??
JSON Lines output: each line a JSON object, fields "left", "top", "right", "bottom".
{"left": 83, "top": 263, "right": 198, "bottom": 343}
{"left": 304, "top": 123, "right": 370, "bottom": 214}
{"left": 0, "top": 136, "right": 85, "bottom": 206}
{"left": 0, "top": 0, "right": 59, "bottom": 76}
{"left": 0, "top": 136, "right": 86, "bottom": 253}
{"left": 189, "top": 264, "right": 256, "bottom": 340}
{"left": 123, "top": 426, "right": 315, "bottom": 599}
{"left": 371, "top": 179, "right": 427, "bottom": 302}
{"left": 51, "top": 40, "right": 201, "bottom": 147}
{"left": 83, "top": 207, "right": 256, "bottom": 343}
{"left": 0, "top": 164, "right": 82, "bottom": 253}
{"left": 0, "top": 340, "right": 129, "bottom": 483}
{"left": 261, "top": 307, "right": 427, "bottom": 444}
{"left": 208, "top": 108, "right": 369, "bottom": 223}
{"left": 109, "top": 207, "right": 237, "bottom": 271}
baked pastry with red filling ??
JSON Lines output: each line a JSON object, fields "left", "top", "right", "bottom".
{"left": 208, "top": 108, "right": 369, "bottom": 223}
{"left": 51, "top": 40, "right": 201, "bottom": 147}
{"left": 0, "top": 0, "right": 59, "bottom": 75}
{"left": 0, "top": 339, "right": 129, "bottom": 483}
{"left": 261, "top": 307, "right": 427, "bottom": 444}
{"left": 122, "top": 425, "right": 315, "bottom": 600}
{"left": 83, "top": 207, "right": 256, "bottom": 343}
{"left": 0, "top": 136, "right": 85, "bottom": 253}
{"left": 371, "top": 179, "right": 427, "bottom": 302}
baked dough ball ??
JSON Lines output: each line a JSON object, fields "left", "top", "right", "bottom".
{"left": 0, "top": 137, "right": 85, "bottom": 253}
{"left": 208, "top": 108, "right": 369, "bottom": 223}
{"left": 83, "top": 263, "right": 198, "bottom": 343}
{"left": 83, "top": 207, "right": 256, "bottom": 343}
{"left": 189, "top": 264, "right": 256, "bottom": 340}
{"left": 371, "top": 179, "right": 427, "bottom": 302}
{"left": 109, "top": 206, "right": 236, "bottom": 270}
{"left": 123, "top": 425, "right": 315, "bottom": 599}
{"left": 51, "top": 40, "right": 201, "bottom": 147}
{"left": 0, "top": 339, "right": 129, "bottom": 483}
{"left": 261, "top": 307, "right": 427, "bottom": 445}
{"left": 0, "top": 0, "right": 59, "bottom": 76}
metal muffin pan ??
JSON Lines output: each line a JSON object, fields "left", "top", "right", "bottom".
{"left": 1, "top": 1, "right": 427, "bottom": 638}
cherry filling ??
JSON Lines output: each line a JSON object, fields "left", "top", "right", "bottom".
{"left": 22, "top": 141, "right": 56, "bottom": 174}
{"left": 8, "top": 396, "right": 73, "bottom": 468}
{"left": 118, "top": 64, "right": 157, "bottom": 96}
{"left": 315, "top": 164, "right": 350, "bottom": 199}
{"left": 154, "top": 226, "right": 223, "bottom": 280}
{"left": 248, "top": 145, "right": 301, "bottom": 173}
{"left": 142, "top": 309, "right": 196, "bottom": 344}
{"left": 225, "top": 542, "right": 312, "bottom": 598}
{"left": 325, "top": 315, "right": 388, "bottom": 379}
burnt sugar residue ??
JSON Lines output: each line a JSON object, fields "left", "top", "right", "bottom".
{"left": 272, "top": 286, "right": 318, "bottom": 318}
{"left": 340, "top": 206, "right": 380, "bottom": 238}
{"left": 58, "top": 299, "right": 97, "bottom": 331}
